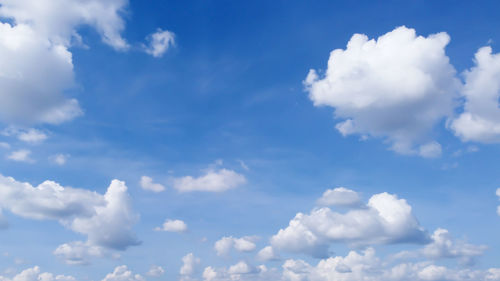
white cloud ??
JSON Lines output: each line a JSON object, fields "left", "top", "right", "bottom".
{"left": 180, "top": 253, "right": 201, "bottom": 278}
{"left": 146, "top": 265, "right": 165, "bottom": 277}
{"left": 421, "top": 228, "right": 487, "bottom": 265}
{"left": 16, "top": 128, "right": 47, "bottom": 144}
{"left": 6, "top": 149, "right": 33, "bottom": 163}
{"left": 0, "top": 174, "right": 139, "bottom": 264}
{"left": 154, "top": 219, "right": 188, "bottom": 233}
{"left": 450, "top": 47, "right": 500, "bottom": 143}
{"left": 143, "top": 28, "right": 175, "bottom": 58}
{"left": 0, "top": 142, "right": 9, "bottom": 149}
{"left": 316, "top": 187, "right": 361, "bottom": 207}
{"left": 271, "top": 190, "right": 429, "bottom": 258}
{"left": 202, "top": 262, "right": 278, "bottom": 281}
{"left": 304, "top": 26, "right": 460, "bottom": 156}
{"left": 140, "top": 176, "right": 165, "bottom": 193}
{"left": 0, "top": 266, "right": 75, "bottom": 281}
{"left": 173, "top": 168, "right": 246, "bottom": 193}
{"left": 214, "top": 236, "right": 258, "bottom": 257}
{"left": 0, "top": 0, "right": 132, "bottom": 125}
{"left": 418, "top": 141, "right": 442, "bottom": 158}
{"left": 49, "top": 154, "right": 69, "bottom": 166}
{"left": 101, "top": 265, "right": 145, "bottom": 281}
{"left": 257, "top": 246, "right": 280, "bottom": 262}
{"left": 280, "top": 248, "right": 500, "bottom": 281}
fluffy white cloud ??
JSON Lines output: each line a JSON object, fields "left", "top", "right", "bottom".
{"left": 6, "top": 149, "right": 33, "bottom": 163}
{"left": 180, "top": 253, "right": 201, "bottom": 278}
{"left": 305, "top": 26, "right": 460, "bottom": 156}
{"left": 0, "top": 266, "right": 75, "bottom": 281}
{"left": 154, "top": 219, "right": 188, "bottom": 233}
{"left": 101, "top": 265, "right": 145, "bottom": 281}
{"left": 316, "top": 187, "right": 361, "bottom": 207}
{"left": 257, "top": 246, "right": 280, "bottom": 262}
{"left": 215, "top": 236, "right": 258, "bottom": 256}
{"left": 173, "top": 168, "right": 246, "bottom": 192}
{"left": 450, "top": 47, "right": 500, "bottom": 142}
{"left": 140, "top": 176, "right": 165, "bottom": 193}
{"left": 143, "top": 29, "right": 175, "bottom": 58}
{"left": 0, "top": 174, "right": 139, "bottom": 264}
{"left": 0, "top": 0, "right": 133, "bottom": 125}
{"left": 3, "top": 128, "right": 49, "bottom": 144}
{"left": 146, "top": 265, "right": 165, "bottom": 277}
{"left": 202, "top": 262, "right": 278, "bottom": 281}
{"left": 271, "top": 190, "right": 429, "bottom": 258}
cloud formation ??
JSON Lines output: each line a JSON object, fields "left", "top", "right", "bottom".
{"left": 271, "top": 190, "right": 429, "bottom": 258}
{"left": 143, "top": 28, "right": 175, "bottom": 58}
{"left": 316, "top": 187, "right": 361, "bottom": 207}
{"left": 450, "top": 47, "right": 500, "bottom": 143}
{"left": 305, "top": 26, "right": 460, "bottom": 156}
{"left": 173, "top": 168, "right": 246, "bottom": 192}
{"left": 215, "top": 236, "right": 258, "bottom": 256}
{"left": 140, "top": 176, "right": 166, "bottom": 193}
{"left": 0, "top": 174, "right": 140, "bottom": 264}
{"left": 154, "top": 219, "right": 188, "bottom": 233}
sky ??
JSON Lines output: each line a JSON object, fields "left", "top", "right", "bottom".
{"left": 0, "top": 0, "right": 500, "bottom": 280}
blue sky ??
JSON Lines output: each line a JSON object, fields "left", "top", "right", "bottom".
{"left": 0, "top": 0, "right": 500, "bottom": 280}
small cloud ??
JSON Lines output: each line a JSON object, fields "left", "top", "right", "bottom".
{"left": 0, "top": 142, "right": 9, "bottom": 149}
{"left": 317, "top": 187, "right": 361, "bottom": 207}
{"left": 17, "top": 129, "right": 48, "bottom": 144}
{"left": 154, "top": 219, "right": 188, "bottom": 233}
{"left": 172, "top": 166, "right": 246, "bottom": 193}
{"left": 418, "top": 142, "right": 442, "bottom": 158}
{"left": 140, "top": 176, "right": 165, "bottom": 193}
{"left": 143, "top": 28, "right": 175, "bottom": 58}
{"left": 146, "top": 265, "right": 165, "bottom": 277}
{"left": 7, "top": 149, "right": 34, "bottom": 163}
{"left": 49, "top": 154, "right": 69, "bottom": 165}
{"left": 238, "top": 160, "right": 249, "bottom": 171}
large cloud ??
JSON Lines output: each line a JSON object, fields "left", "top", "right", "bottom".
{"left": 305, "top": 26, "right": 460, "bottom": 156}
{"left": 271, "top": 190, "right": 429, "bottom": 258}
{"left": 450, "top": 47, "right": 500, "bottom": 142}
{"left": 0, "top": 174, "right": 139, "bottom": 265}
{"left": 0, "top": 0, "right": 131, "bottom": 125}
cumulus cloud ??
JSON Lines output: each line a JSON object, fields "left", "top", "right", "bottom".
{"left": 102, "top": 265, "right": 145, "bottom": 281}
{"left": 0, "top": 266, "right": 75, "bottom": 281}
{"left": 180, "top": 253, "right": 201, "bottom": 279}
{"left": 146, "top": 265, "right": 165, "bottom": 277}
{"left": 271, "top": 190, "right": 429, "bottom": 258}
{"left": 143, "top": 28, "right": 175, "bottom": 58}
{"left": 6, "top": 149, "right": 33, "bottom": 163}
{"left": 305, "top": 26, "right": 460, "bottom": 156}
{"left": 450, "top": 47, "right": 500, "bottom": 143}
{"left": 173, "top": 168, "right": 246, "bottom": 193}
{"left": 257, "top": 246, "right": 280, "bottom": 262}
{"left": 214, "top": 236, "right": 258, "bottom": 257}
{"left": 154, "top": 219, "right": 188, "bottom": 233}
{"left": 0, "top": 0, "right": 133, "bottom": 125}
{"left": 316, "top": 187, "right": 361, "bottom": 207}
{"left": 280, "top": 248, "right": 500, "bottom": 281}
{"left": 140, "top": 176, "right": 165, "bottom": 193}
{"left": 0, "top": 174, "right": 139, "bottom": 264}
{"left": 202, "top": 261, "right": 277, "bottom": 281}
{"left": 2, "top": 128, "right": 49, "bottom": 144}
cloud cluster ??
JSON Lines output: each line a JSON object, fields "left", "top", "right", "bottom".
{"left": 0, "top": 266, "right": 75, "bottom": 281}
{"left": 102, "top": 265, "right": 145, "bottom": 281}
{"left": 203, "top": 261, "right": 279, "bottom": 281}
{"left": 173, "top": 168, "right": 246, "bottom": 193}
{"left": 215, "top": 236, "right": 258, "bottom": 256}
{"left": 450, "top": 47, "right": 500, "bottom": 142}
{"left": 305, "top": 26, "right": 459, "bottom": 156}
{"left": 0, "top": 174, "right": 139, "bottom": 265}
{"left": 271, "top": 190, "right": 429, "bottom": 258}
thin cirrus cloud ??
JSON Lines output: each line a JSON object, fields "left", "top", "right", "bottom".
{"left": 0, "top": 174, "right": 140, "bottom": 265}
{"left": 271, "top": 189, "right": 429, "bottom": 258}
{"left": 172, "top": 168, "right": 247, "bottom": 193}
